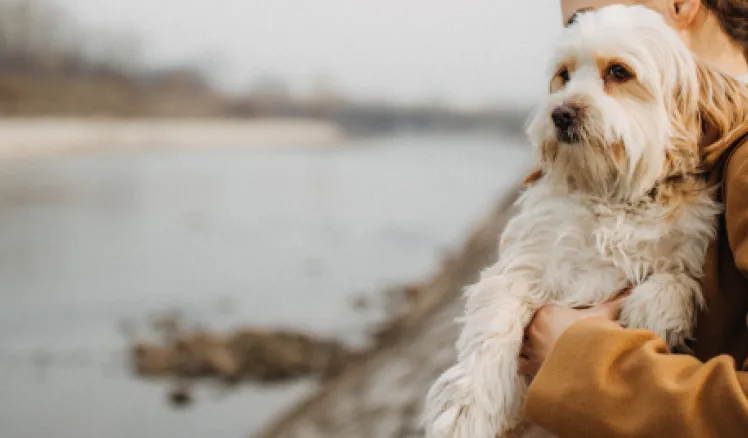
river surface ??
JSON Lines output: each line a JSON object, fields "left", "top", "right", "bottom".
{"left": 0, "top": 132, "right": 530, "bottom": 438}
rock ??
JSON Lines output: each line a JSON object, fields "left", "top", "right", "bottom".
{"left": 131, "top": 326, "right": 359, "bottom": 385}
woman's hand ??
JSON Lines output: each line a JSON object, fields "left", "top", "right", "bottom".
{"left": 519, "top": 297, "right": 627, "bottom": 379}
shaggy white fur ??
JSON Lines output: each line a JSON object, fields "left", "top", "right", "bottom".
{"left": 422, "top": 5, "right": 732, "bottom": 438}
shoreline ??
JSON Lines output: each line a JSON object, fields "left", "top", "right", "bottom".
{"left": 0, "top": 132, "right": 529, "bottom": 438}
{"left": 0, "top": 118, "right": 344, "bottom": 160}
{"left": 256, "top": 187, "right": 522, "bottom": 438}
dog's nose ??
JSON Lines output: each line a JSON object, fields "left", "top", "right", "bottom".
{"left": 551, "top": 105, "right": 579, "bottom": 130}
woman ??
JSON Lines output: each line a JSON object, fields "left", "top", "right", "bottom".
{"left": 519, "top": 0, "right": 748, "bottom": 437}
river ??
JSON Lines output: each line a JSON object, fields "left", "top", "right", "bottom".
{"left": 0, "top": 132, "right": 530, "bottom": 438}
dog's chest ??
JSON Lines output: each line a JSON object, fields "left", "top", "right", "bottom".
{"left": 540, "top": 215, "right": 640, "bottom": 303}
{"left": 500, "top": 196, "right": 676, "bottom": 305}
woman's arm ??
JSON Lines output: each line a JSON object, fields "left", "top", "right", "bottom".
{"left": 521, "top": 138, "right": 748, "bottom": 437}
{"left": 523, "top": 317, "right": 748, "bottom": 438}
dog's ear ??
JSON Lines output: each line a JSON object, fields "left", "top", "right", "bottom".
{"left": 523, "top": 167, "right": 544, "bottom": 186}
{"left": 696, "top": 59, "right": 748, "bottom": 169}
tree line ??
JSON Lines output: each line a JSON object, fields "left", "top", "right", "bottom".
{"left": 0, "top": 0, "right": 143, "bottom": 77}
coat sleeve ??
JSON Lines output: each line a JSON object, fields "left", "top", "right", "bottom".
{"left": 523, "top": 318, "right": 748, "bottom": 438}
{"left": 524, "top": 141, "right": 748, "bottom": 437}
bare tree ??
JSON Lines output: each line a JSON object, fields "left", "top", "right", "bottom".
{"left": 0, "top": 0, "right": 143, "bottom": 74}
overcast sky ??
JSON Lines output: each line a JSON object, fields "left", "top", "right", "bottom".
{"left": 58, "top": 0, "right": 564, "bottom": 108}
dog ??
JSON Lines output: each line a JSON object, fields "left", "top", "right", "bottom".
{"left": 423, "top": 5, "right": 748, "bottom": 438}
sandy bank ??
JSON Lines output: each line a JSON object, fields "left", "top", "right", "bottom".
{"left": 0, "top": 118, "right": 343, "bottom": 159}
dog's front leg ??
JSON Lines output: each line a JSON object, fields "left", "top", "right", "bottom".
{"left": 619, "top": 272, "right": 704, "bottom": 349}
{"left": 424, "top": 275, "right": 538, "bottom": 438}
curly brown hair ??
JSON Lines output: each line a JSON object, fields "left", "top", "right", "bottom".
{"left": 701, "top": 0, "right": 748, "bottom": 58}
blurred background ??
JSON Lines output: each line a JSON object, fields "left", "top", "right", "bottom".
{"left": 0, "top": 1, "right": 563, "bottom": 437}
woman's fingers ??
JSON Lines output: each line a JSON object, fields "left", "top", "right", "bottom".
{"left": 519, "top": 338, "right": 537, "bottom": 377}
{"left": 575, "top": 294, "right": 630, "bottom": 320}
{"left": 520, "top": 341, "right": 532, "bottom": 358}
{"left": 518, "top": 355, "right": 535, "bottom": 377}
{"left": 612, "top": 287, "right": 632, "bottom": 300}
{"left": 519, "top": 295, "right": 630, "bottom": 378}
{"left": 586, "top": 296, "right": 627, "bottom": 319}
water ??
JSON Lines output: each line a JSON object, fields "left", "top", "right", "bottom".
{"left": 0, "top": 132, "right": 530, "bottom": 438}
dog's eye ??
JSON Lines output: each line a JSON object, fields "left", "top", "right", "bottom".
{"left": 558, "top": 68, "right": 571, "bottom": 84}
{"left": 608, "top": 64, "right": 632, "bottom": 82}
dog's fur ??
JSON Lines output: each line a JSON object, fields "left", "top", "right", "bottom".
{"left": 423, "top": 6, "right": 748, "bottom": 438}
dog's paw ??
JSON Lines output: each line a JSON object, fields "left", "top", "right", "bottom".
{"left": 426, "top": 402, "right": 501, "bottom": 438}
{"left": 619, "top": 274, "right": 700, "bottom": 350}
{"left": 424, "top": 365, "right": 517, "bottom": 438}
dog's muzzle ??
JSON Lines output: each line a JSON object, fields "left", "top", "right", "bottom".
{"left": 551, "top": 104, "right": 582, "bottom": 143}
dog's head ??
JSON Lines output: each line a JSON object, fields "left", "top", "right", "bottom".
{"left": 526, "top": 5, "right": 748, "bottom": 200}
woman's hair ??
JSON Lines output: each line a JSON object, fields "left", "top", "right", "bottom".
{"left": 701, "top": 0, "right": 748, "bottom": 58}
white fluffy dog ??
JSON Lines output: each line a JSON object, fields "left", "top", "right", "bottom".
{"left": 424, "top": 5, "right": 748, "bottom": 438}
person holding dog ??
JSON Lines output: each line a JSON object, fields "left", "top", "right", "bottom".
{"left": 519, "top": 0, "right": 748, "bottom": 437}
